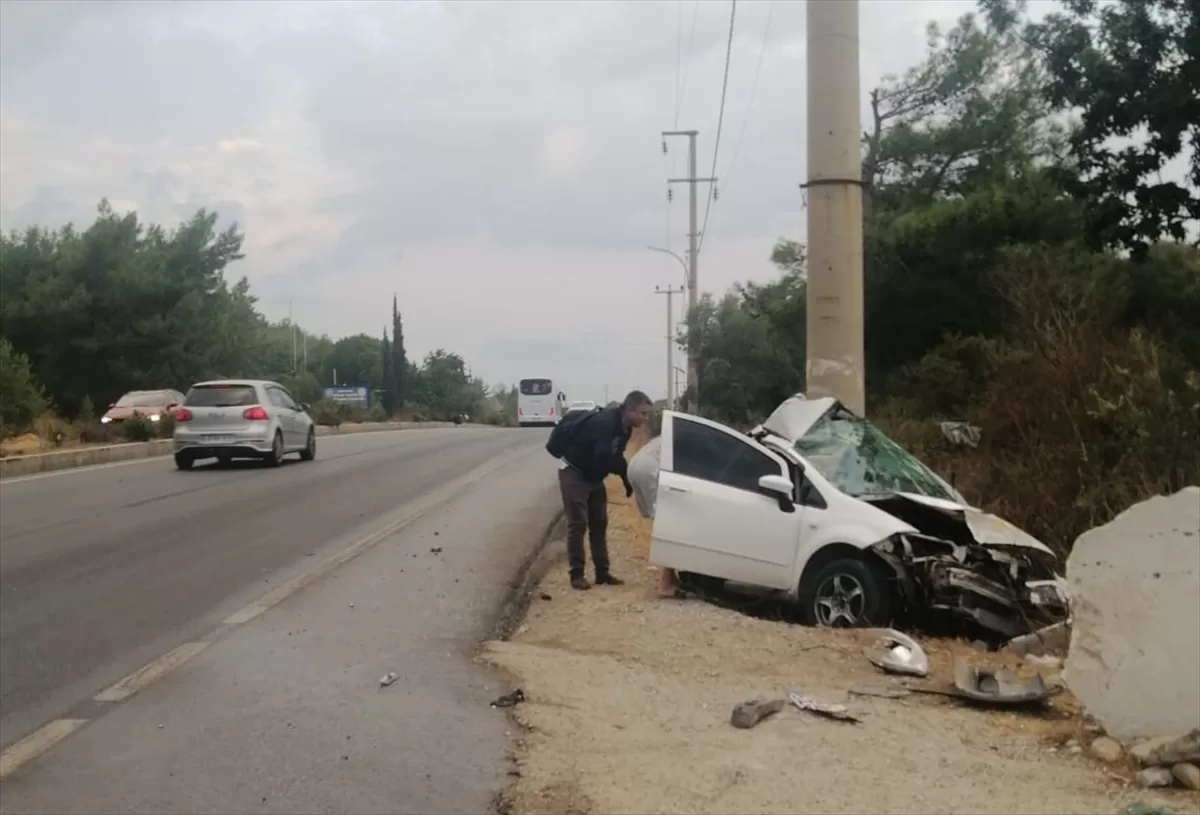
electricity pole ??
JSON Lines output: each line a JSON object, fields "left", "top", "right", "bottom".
{"left": 663, "top": 129, "right": 716, "bottom": 415}
{"left": 655, "top": 284, "right": 685, "bottom": 408}
{"left": 805, "top": 0, "right": 866, "bottom": 415}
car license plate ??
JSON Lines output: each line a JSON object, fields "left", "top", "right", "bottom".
{"left": 202, "top": 434, "right": 235, "bottom": 444}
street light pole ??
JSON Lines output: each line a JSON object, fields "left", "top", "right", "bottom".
{"left": 655, "top": 284, "right": 685, "bottom": 408}
{"left": 647, "top": 245, "right": 690, "bottom": 411}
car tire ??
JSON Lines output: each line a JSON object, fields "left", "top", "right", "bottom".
{"left": 797, "top": 556, "right": 891, "bottom": 628}
{"left": 174, "top": 453, "right": 194, "bottom": 471}
{"left": 266, "top": 431, "right": 284, "bottom": 467}
{"left": 299, "top": 429, "right": 316, "bottom": 462}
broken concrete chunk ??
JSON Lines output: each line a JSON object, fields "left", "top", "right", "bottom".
{"left": 730, "top": 698, "right": 785, "bottom": 729}
{"left": 1136, "top": 766, "right": 1175, "bottom": 788}
{"left": 1024, "top": 653, "right": 1063, "bottom": 671}
{"left": 1062, "top": 487, "right": 1200, "bottom": 742}
{"left": 1005, "top": 621, "right": 1071, "bottom": 657}
{"left": 863, "top": 628, "right": 930, "bottom": 678}
{"left": 1089, "top": 736, "right": 1124, "bottom": 763}
{"left": 1173, "top": 762, "right": 1200, "bottom": 791}
{"left": 1131, "top": 729, "right": 1200, "bottom": 766}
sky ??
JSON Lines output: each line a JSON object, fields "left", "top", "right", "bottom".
{"left": 1, "top": 0, "right": 1041, "bottom": 404}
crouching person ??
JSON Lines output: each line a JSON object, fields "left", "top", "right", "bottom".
{"left": 552, "top": 390, "right": 653, "bottom": 590}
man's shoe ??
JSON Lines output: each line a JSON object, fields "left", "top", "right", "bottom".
{"left": 595, "top": 574, "right": 625, "bottom": 586}
{"left": 570, "top": 576, "right": 592, "bottom": 590}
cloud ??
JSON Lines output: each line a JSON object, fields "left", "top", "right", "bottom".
{"left": 1, "top": 0, "right": 994, "bottom": 402}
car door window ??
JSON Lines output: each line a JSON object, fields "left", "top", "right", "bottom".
{"left": 276, "top": 389, "right": 300, "bottom": 411}
{"left": 266, "top": 388, "right": 286, "bottom": 409}
{"left": 672, "top": 416, "right": 782, "bottom": 493}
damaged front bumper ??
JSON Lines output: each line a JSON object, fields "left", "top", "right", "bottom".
{"left": 871, "top": 533, "right": 1069, "bottom": 639}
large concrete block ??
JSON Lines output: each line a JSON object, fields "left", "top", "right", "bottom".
{"left": 1063, "top": 487, "right": 1200, "bottom": 742}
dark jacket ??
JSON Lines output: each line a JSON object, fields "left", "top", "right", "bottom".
{"left": 562, "top": 407, "right": 632, "bottom": 484}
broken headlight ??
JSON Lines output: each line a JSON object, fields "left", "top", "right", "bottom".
{"left": 1027, "top": 581, "right": 1067, "bottom": 608}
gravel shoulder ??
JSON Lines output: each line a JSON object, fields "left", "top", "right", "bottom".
{"left": 482, "top": 471, "right": 1193, "bottom": 815}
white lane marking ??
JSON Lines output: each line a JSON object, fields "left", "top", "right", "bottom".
{"left": 220, "top": 442, "right": 532, "bottom": 626}
{"left": 2, "top": 439, "right": 539, "bottom": 776}
{"left": 0, "top": 427, "right": 476, "bottom": 486}
{"left": 0, "top": 718, "right": 88, "bottom": 779}
{"left": 93, "top": 641, "right": 209, "bottom": 702}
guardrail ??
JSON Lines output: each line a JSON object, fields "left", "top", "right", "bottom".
{"left": 0, "top": 421, "right": 484, "bottom": 480}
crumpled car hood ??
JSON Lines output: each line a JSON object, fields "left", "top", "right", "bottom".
{"left": 884, "top": 492, "right": 1056, "bottom": 559}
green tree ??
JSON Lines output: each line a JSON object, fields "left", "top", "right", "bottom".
{"left": 391, "top": 296, "right": 408, "bottom": 407}
{"left": 0, "top": 336, "right": 48, "bottom": 435}
{"left": 323, "top": 334, "right": 382, "bottom": 389}
{"left": 380, "top": 328, "right": 398, "bottom": 416}
{"left": 1021, "top": 0, "right": 1199, "bottom": 255}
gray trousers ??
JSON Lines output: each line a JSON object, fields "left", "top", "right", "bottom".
{"left": 557, "top": 466, "right": 609, "bottom": 578}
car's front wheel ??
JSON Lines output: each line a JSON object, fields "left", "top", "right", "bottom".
{"left": 797, "top": 557, "right": 891, "bottom": 628}
{"left": 299, "top": 429, "right": 316, "bottom": 461}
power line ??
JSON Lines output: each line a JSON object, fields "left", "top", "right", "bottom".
{"left": 674, "top": 0, "right": 701, "bottom": 128}
{"left": 697, "top": 0, "right": 737, "bottom": 256}
{"left": 720, "top": 0, "right": 774, "bottom": 200}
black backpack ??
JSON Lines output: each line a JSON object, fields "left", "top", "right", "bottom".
{"left": 545, "top": 409, "right": 598, "bottom": 459}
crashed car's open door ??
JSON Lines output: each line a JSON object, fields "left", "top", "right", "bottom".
{"left": 650, "top": 411, "right": 802, "bottom": 591}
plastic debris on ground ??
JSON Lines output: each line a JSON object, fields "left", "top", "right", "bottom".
{"left": 787, "top": 690, "right": 860, "bottom": 723}
{"left": 949, "top": 657, "right": 1056, "bottom": 707}
{"left": 379, "top": 671, "right": 399, "bottom": 687}
{"left": 863, "top": 628, "right": 930, "bottom": 678}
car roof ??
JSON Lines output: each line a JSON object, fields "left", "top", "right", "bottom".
{"left": 190, "top": 379, "right": 275, "bottom": 388}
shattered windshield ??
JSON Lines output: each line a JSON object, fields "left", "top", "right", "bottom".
{"left": 794, "top": 406, "right": 956, "bottom": 500}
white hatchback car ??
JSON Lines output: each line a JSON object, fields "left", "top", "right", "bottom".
{"left": 648, "top": 396, "right": 1068, "bottom": 638}
{"left": 172, "top": 379, "right": 316, "bottom": 470}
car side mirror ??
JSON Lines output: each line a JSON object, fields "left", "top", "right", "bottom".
{"left": 758, "top": 474, "right": 796, "bottom": 513}
{"left": 300, "top": 403, "right": 311, "bottom": 412}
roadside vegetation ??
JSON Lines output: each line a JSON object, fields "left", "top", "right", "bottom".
{"left": 0, "top": 205, "right": 519, "bottom": 453}
{"left": 684, "top": 0, "right": 1199, "bottom": 555}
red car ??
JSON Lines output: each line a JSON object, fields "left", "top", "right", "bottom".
{"left": 100, "top": 389, "right": 186, "bottom": 425}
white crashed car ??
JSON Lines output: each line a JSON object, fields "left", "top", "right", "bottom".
{"left": 643, "top": 395, "right": 1069, "bottom": 638}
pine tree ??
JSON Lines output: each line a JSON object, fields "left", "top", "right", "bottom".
{"left": 391, "top": 295, "right": 408, "bottom": 407}
{"left": 380, "top": 327, "right": 397, "bottom": 416}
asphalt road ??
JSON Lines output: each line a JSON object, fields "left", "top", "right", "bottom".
{"left": 0, "top": 427, "right": 547, "bottom": 761}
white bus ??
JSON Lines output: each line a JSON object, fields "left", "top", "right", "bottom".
{"left": 517, "top": 377, "right": 566, "bottom": 427}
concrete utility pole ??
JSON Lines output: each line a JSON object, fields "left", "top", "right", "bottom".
{"left": 663, "top": 130, "right": 716, "bottom": 415}
{"left": 655, "top": 284, "right": 685, "bottom": 408}
{"left": 805, "top": 0, "right": 866, "bottom": 415}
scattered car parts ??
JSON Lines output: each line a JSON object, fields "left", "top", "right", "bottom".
{"left": 863, "top": 628, "right": 930, "bottom": 678}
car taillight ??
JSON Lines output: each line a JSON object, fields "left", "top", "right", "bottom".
{"left": 243, "top": 406, "right": 269, "bottom": 421}
{"left": 175, "top": 408, "right": 193, "bottom": 422}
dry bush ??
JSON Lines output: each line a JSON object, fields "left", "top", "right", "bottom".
{"left": 880, "top": 247, "right": 1200, "bottom": 554}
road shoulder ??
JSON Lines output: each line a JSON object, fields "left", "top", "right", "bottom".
{"left": 482, "top": 476, "right": 1190, "bottom": 815}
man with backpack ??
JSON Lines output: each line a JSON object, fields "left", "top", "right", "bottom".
{"left": 545, "top": 390, "right": 654, "bottom": 590}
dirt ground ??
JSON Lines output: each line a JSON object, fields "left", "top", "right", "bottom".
{"left": 481, "top": 472, "right": 1195, "bottom": 815}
